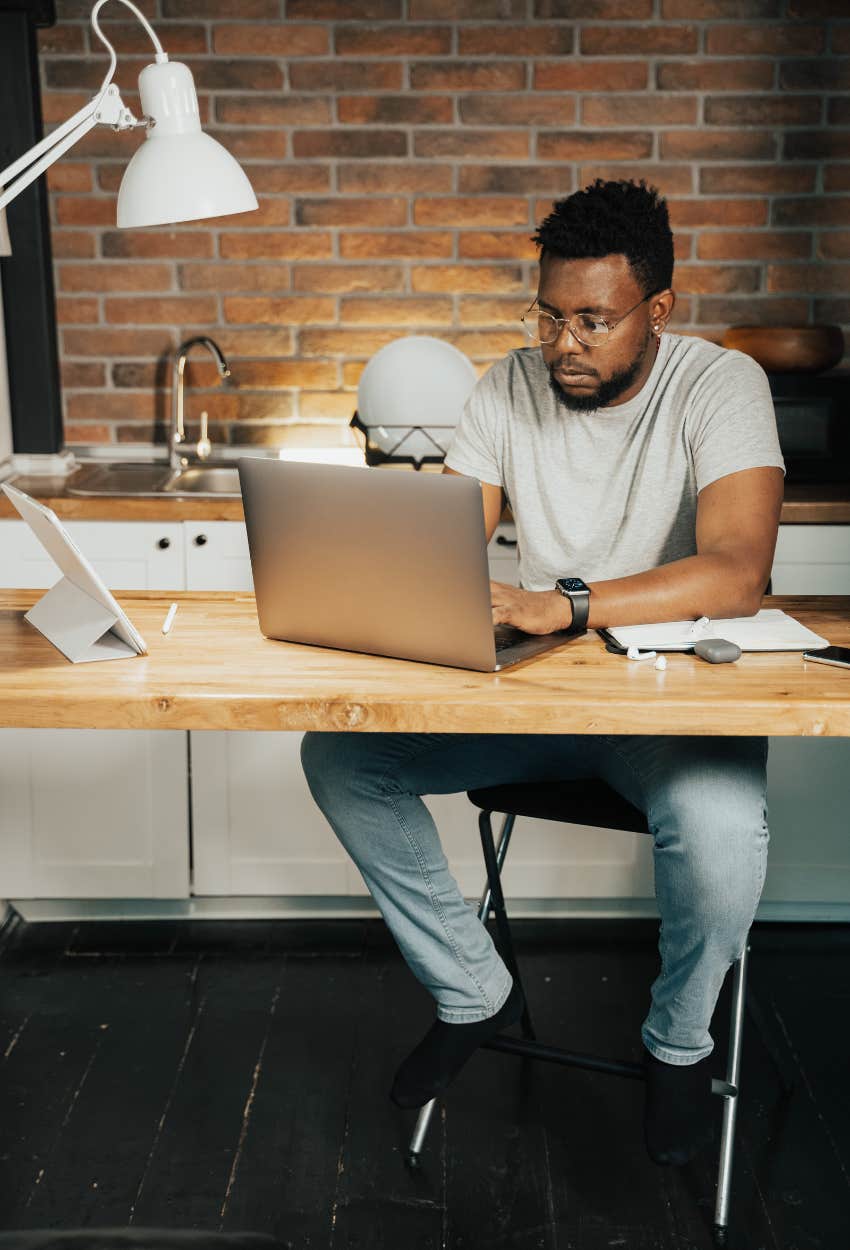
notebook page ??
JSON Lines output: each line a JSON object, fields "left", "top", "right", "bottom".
{"left": 606, "top": 609, "right": 829, "bottom": 653}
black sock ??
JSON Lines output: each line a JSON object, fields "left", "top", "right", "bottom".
{"left": 390, "top": 980, "right": 524, "bottom": 1109}
{"left": 643, "top": 1048, "right": 715, "bottom": 1166}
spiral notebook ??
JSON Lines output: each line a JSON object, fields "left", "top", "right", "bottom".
{"left": 600, "top": 609, "right": 829, "bottom": 654}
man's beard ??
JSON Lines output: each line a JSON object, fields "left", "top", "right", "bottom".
{"left": 546, "top": 347, "right": 647, "bottom": 412}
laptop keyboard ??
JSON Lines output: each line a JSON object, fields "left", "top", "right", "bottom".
{"left": 494, "top": 624, "right": 531, "bottom": 652}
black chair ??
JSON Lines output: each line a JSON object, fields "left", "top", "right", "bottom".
{"left": 406, "top": 780, "right": 752, "bottom": 1245}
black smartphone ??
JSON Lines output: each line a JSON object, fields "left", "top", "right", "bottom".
{"left": 803, "top": 645, "right": 850, "bottom": 670}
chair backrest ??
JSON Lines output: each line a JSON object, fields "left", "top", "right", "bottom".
{"left": 467, "top": 780, "right": 649, "bottom": 834}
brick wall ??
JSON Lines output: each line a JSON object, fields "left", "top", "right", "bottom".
{"left": 36, "top": 0, "right": 850, "bottom": 452}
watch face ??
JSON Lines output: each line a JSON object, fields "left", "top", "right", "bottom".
{"left": 559, "top": 577, "right": 588, "bottom": 593}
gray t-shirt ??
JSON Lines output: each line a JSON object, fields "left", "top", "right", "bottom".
{"left": 444, "top": 333, "right": 785, "bottom": 591}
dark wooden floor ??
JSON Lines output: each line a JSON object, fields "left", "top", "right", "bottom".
{"left": 0, "top": 914, "right": 848, "bottom": 1250}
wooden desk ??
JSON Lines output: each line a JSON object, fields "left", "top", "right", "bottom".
{"left": 1, "top": 592, "right": 849, "bottom": 737}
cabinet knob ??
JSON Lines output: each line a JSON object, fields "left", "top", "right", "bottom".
{"left": 496, "top": 535, "right": 517, "bottom": 547}
{"left": 194, "top": 533, "right": 208, "bottom": 547}
{"left": 157, "top": 537, "right": 171, "bottom": 550}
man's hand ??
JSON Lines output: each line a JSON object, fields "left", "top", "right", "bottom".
{"left": 490, "top": 582, "right": 571, "bottom": 634}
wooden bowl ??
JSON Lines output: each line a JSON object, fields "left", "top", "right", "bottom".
{"left": 721, "top": 325, "right": 845, "bottom": 373}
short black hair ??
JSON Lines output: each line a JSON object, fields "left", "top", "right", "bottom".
{"left": 532, "top": 179, "right": 674, "bottom": 297}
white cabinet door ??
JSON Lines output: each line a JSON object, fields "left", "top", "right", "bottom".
{"left": 0, "top": 519, "right": 189, "bottom": 900}
{"left": 184, "top": 520, "right": 253, "bottom": 590}
{"left": 771, "top": 525, "right": 850, "bottom": 594}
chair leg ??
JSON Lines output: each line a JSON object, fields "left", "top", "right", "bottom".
{"left": 407, "top": 1097, "right": 437, "bottom": 1167}
{"left": 478, "top": 809, "right": 535, "bottom": 1040}
{"left": 713, "top": 942, "right": 748, "bottom": 1244}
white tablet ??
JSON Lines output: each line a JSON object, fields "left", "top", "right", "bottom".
{"left": 2, "top": 481, "right": 146, "bottom": 661}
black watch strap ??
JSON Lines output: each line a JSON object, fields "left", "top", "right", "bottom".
{"left": 555, "top": 577, "right": 590, "bottom": 633}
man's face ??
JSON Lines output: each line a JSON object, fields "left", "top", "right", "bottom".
{"left": 536, "top": 253, "right": 659, "bottom": 412}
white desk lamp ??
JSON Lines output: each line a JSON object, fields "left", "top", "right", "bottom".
{"left": 0, "top": 0, "right": 258, "bottom": 235}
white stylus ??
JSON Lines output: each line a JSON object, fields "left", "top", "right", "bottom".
{"left": 161, "top": 602, "right": 178, "bottom": 635}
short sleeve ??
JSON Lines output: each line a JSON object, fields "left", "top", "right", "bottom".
{"left": 687, "top": 349, "right": 786, "bottom": 492}
{"left": 443, "top": 364, "right": 504, "bottom": 487}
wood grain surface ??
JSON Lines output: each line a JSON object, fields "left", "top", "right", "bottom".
{"left": 1, "top": 591, "right": 849, "bottom": 736}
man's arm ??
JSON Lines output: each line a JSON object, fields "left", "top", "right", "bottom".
{"left": 490, "top": 466, "right": 785, "bottom": 633}
{"left": 442, "top": 464, "right": 504, "bottom": 543}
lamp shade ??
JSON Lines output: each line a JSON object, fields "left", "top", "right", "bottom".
{"left": 117, "top": 59, "right": 257, "bottom": 228}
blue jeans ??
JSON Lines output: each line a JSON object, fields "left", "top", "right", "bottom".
{"left": 300, "top": 732, "right": 769, "bottom": 1065}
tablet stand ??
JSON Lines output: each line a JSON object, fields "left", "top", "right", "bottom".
{"left": 26, "top": 576, "right": 138, "bottom": 663}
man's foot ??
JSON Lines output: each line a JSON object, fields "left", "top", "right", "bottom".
{"left": 390, "top": 981, "right": 525, "bottom": 1109}
{"left": 643, "top": 1048, "right": 715, "bottom": 1165}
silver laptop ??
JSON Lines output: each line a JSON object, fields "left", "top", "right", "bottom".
{"left": 238, "top": 459, "right": 582, "bottom": 672}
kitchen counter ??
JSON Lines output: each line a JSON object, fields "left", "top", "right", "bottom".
{"left": 1, "top": 474, "right": 848, "bottom": 524}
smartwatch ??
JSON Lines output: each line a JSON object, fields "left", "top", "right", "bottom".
{"left": 555, "top": 577, "right": 591, "bottom": 633}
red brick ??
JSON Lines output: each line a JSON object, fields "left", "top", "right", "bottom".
{"left": 410, "top": 62, "right": 526, "bottom": 91}
{"left": 338, "top": 96, "right": 453, "bottom": 125}
{"left": 46, "top": 164, "right": 92, "bottom": 193}
{"left": 414, "top": 197, "right": 528, "bottom": 227}
{"left": 834, "top": 27, "right": 850, "bottom": 53}
{"left": 289, "top": 62, "right": 403, "bottom": 92}
{"left": 582, "top": 95, "right": 697, "bottom": 127}
{"left": 204, "top": 130, "right": 287, "bottom": 160}
{"left": 203, "top": 198, "right": 291, "bottom": 230}
{"left": 59, "top": 263, "right": 173, "bottom": 293}
{"left": 767, "top": 263, "right": 850, "bottom": 294}
{"left": 340, "top": 232, "right": 454, "bottom": 259}
{"left": 459, "top": 296, "right": 527, "bottom": 323}
{"left": 699, "top": 166, "right": 816, "bottom": 194}
{"left": 219, "top": 233, "right": 334, "bottom": 260}
{"left": 412, "top": 264, "right": 524, "bottom": 293}
{"left": 178, "top": 264, "right": 292, "bottom": 292}
{"left": 818, "top": 232, "right": 850, "bottom": 259}
{"left": 293, "top": 130, "right": 408, "bottom": 158}
{"left": 707, "top": 24, "right": 824, "bottom": 56}
{"left": 41, "top": 91, "right": 90, "bottom": 124}
{"left": 458, "top": 232, "right": 540, "bottom": 260}
{"left": 447, "top": 331, "right": 526, "bottom": 357}
{"left": 825, "top": 165, "right": 850, "bottom": 191}
{"left": 814, "top": 298, "right": 850, "bottom": 323}
{"left": 56, "top": 297, "right": 100, "bottom": 324}
{"left": 784, "top": 131, "right": 850, "bottom": 161}
{"left": 335, "top": 25, "right": 452, "bottom": 56}
{"left": 459, "top": 165, "right": 575, "bottom": 194}
{"left": 414, "top": 130, "right": 529, "bottom": 158}
{"left": 295, "top": 198, "right": 408, "bottom": 227}
{"left": 655, "top": 60, "right": 775, "bottom": 91}
{"left": 38, "top": 24, "right": 85, "bottom": 53}
{"left": 244, "top": 165, "right": 330, "bottom": 195}
{"left": 288, "top": 0, "right": 401, "bottom": 15}
{"left": 63, "top": 329, "right": 175, "bottom": 357}
{"left": 66, "top": 393, "right": 160, "bottom": 424}
{"left": 539, "top": 132, "right": 653, "bottom": 160}
{"left": 64, "top": 424, "right": 113, "bottom": 445}
{"left": 668, "top": 198, "right": 768, "bottom": 227}
{"left": 459, "top": 95, "right": 576, "bottom": 127}
{"left": 299, "top": 328, "right": 402, "bottom": 356}
{"left": 536, "top": 0, "right": 651, "bottom": 14}
{"left": 705, "top": 96, "right": 822, "bottom": 127}
{"left": 663, "top": 0, "right": 781, "bottom": 13}
{"left": 697, "top": 232, "right": 812, "bottom": 260}
{"left": 102, "top": 232, "right": 214, "bottom": 259}
{"left": 55, "top": 197, "right": 117, "bottom": 227}
{"left": 338, "top": 164, "right": 453, "bottom": 194}
{"left": 215, "top": 97, "right": 332, "bottom": 127}
{"left": 210, "top": 329, "right": 296, "bottom": 356}
{"left": 88, "top": 21, "right": 206, "bottom": 55}
{"left": 293, "top": 265, "right": 404, "bottom": 294}
{"left": 580, "top": 25, "right": 697, "bottom": 55}
{"left": 213, "top": 24, "right": 329, "bottom": 56}
{"left": 673, "top": 233, "right": 693, "bottom": 260}
{"left": 698, "top": 296, "right": 809, "bottom": 326}
{"left": 780, "top": 60, "right": 850, "bottom": 90}
{"left": 829, "top": 98, "right": 850, "bottom": 125}
{"left": 534, "top": 60, "right": 648, "bottom": 91}
{"left": 660, "top": 130, "right": 777, "bottom": 160}
{"left": 226, "top": 361, "right": 340, "bottom": 389}
{"left": 577, "top": 164, "right": 695, "bottom": 194}
{"left": 111, "top": 363, "right": 160, "bottom": 389}
{"left": 339, "top": 297, "right": 453, "bottom": 325}
{"left": 296, "top": 394, "right": 358, "bottom": 421}
{"left": 458, "top": 25, "right": 574, "bottom": 56}
{"left": 163, "top": 0, "right": 278, "bottom": 14}
{"left": 224, "top": 297, "right": 336, "bottom": 325}
{"left": 104, "top": 296, "right": 218, "bottom": 324}
{"left": 410, "top": 0, "right": 525, "bottom": 14}
{"left": 674, "top": 265, "right": 761, "bottom": 294}
{"left": 52, "top": 231, "right": 96, "bottom": 260}
{"left": 772, "top": 197, "right": 850, "bottom": 226}
{"left": 343, "top": 361, "right": 366, "bottom": 386}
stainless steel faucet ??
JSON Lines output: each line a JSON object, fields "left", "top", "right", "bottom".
{"left": 170, "top": 336, "right": 231, "bottom": 469}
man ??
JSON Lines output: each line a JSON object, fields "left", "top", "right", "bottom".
{"left": 301, "top": 179, "right": 785, "bottom": 1166}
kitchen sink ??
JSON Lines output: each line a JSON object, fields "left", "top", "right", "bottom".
{"left": 65, "top": 462, "right": 242, "bottom": 497}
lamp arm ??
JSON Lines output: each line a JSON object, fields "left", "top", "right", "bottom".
{"left": 0, "top": 110, "right": 98, "bottom": 214}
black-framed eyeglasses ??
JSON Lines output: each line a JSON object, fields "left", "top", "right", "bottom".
{"left": 521, "top": 292, "right": 654, "bottom": 347}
